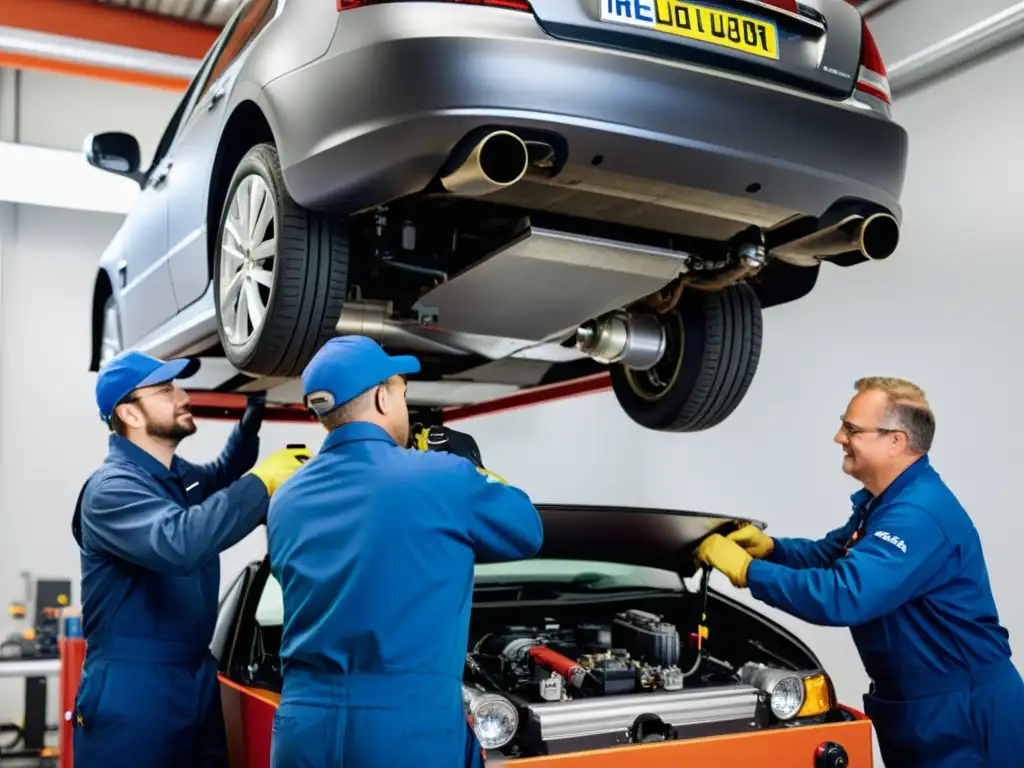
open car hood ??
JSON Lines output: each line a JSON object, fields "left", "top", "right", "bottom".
{"left": 531, "top": 505, "right": 766, "bottom": 579}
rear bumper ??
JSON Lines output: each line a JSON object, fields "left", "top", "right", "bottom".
{"left": 263, "top": 3, "right": 907, "bottom": 235}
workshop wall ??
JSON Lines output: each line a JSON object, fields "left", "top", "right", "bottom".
{"left": 8, "top": 69, "right": 181, "bottom": 163}
{"left": 871, "top": 0, "right": 1021, "bottom": 63}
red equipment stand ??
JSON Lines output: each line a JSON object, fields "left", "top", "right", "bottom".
{"left": 57, "top": 610, "right": 84, "bottom": 768}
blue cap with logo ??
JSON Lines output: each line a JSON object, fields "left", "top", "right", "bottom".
{"left": 95, "top": 351, "right": 199, "bottom": 423}
{"left": 302, "top": 336, "right": 420, "bottom": 416}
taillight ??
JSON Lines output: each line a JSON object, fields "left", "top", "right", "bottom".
{"left": 338, "top": 0, "right": 532, "bottom": 10}
{"left": 855, "top": 18, "right": 891, "bottom": 105}
{"left": 758, "top": 0, "right": 798, "bottom": 12}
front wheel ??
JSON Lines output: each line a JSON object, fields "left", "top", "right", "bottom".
{"left": 99, "top": 295, "right": 123, "bottom": 367}
{"left": 610, "top": 283, "right": 763, "bottom": 432}
{"left": 214, "top": 142, "right": 350, "bottom": 378}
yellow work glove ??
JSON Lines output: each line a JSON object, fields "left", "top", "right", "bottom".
{"left": 727, "top": 524, "right": 775, "bottom": 559}
{"left": 413, "top": 425, "right": 484, "bottom": 468}
{"left": 477, "top": 467, "right": 509, "bottom": 485}
{"left": 696, "top": 534, "right": 753, "bottom": 589}
{"left": 247, "top": 446, "right": 311, "bottom": 495}
{"left": 412, "top": 425, "right": 509, "bottom": 484}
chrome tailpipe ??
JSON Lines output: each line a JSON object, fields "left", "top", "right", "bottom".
{"left": 440, "top": 130, "right": 530, "bottom": 196}
{"left": 575, "top": 310, "right": 666, "bottom": 371}
{"left": 771, "top": 213, "right": 900, "bottom": 266}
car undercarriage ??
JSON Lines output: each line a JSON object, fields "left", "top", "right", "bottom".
{"left": 241, "top": 125, "right": 900, "bottom": 432}
{"left": 87, "top": 0, "right": 908, "bottom": 435}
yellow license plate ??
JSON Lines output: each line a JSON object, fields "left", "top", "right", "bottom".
{"left": 599, "top": 0, "right": 779, "bottom": 60}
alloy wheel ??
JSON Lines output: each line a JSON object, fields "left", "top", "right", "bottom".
{"left": 219, "top": 174, "right": 277, "bottom": 347}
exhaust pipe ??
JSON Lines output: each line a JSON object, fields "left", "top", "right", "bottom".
{"left": 772, "top": 213, "right": 900, "bottom": 264}
{"left": 440, "top": 130, "right": 530, "bottom": 196}
{"left": 335, "top": 300, "right": 467, "bottom": 356}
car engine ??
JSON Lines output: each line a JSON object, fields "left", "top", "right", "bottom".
{"left": 470, "top": 610, "right": 691, "bottom": 700}
{"left": 463, "top": 608, "right": 776, "bottom": 758}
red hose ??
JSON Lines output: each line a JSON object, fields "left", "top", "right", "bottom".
{"left": 528, "top": 646, "right": 586, "bottom": 689}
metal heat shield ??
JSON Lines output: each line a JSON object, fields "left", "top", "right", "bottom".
{"left": 412, "top": 227, "right": 689, "bottom": 342}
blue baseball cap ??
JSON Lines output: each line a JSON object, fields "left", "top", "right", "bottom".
{"left": 302, "top": 336, "right": 420, "bottom": 416}
{"left": 95, "top": 351, "right": 199, "bottom": 422}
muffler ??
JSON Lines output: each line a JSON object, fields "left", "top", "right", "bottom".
{"left": 440, "top": 130, "right": 530, "bottom": 196}
{"left": 575, "top": 311, "right": 666, "bottom": 371}
{"left": 771, "top": 213, "right": 900, "bottom": 265}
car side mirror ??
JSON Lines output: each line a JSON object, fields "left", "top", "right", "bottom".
{"left": 83, "top": 132, "right": 145, "bottom": 186}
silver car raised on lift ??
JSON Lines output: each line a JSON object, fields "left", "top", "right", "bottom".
{"left": 85, "top": 0, "right": 908, "bottom": 433}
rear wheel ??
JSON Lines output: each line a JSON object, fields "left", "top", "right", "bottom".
{"left": 214, "top": 143, "right": 350, "bottom": 378}
{"left": 610, "top": 283, "right": 762, "bottom": 432}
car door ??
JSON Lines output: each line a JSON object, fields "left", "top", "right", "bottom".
{"left": 115, "top": 160, "right": 174, "bottom": 348}
{"left": 114, "top": 26, "right": 231, "bottom": 347}
{"left": 166, "top": 0, "right": 280, "bottom": 312}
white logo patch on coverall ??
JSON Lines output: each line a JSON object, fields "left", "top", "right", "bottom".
{"left": 873, "top": 530, "right": 907, "bottom": 553}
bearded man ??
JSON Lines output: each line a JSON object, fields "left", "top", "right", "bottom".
{"left": 71, "top": 351, "right": 309, "bottom": 768}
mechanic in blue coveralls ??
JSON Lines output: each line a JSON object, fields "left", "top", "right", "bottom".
{"left": 696, "top": 376, "right": 1024, "bottom": 767}
{"left": 71, "top": 351, "right": 310, "bottom": 768}
{"left": 266, "top": 336, "right": 544, "bottom": 768}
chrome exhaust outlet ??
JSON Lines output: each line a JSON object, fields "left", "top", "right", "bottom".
{"left": 440, "top": 130, "right": 530, "bottom": 196}
{"left": 575, "top": 311, "right": 666, "bottom": 371}
{"left": 858, "top": 213, "right": 900, "bottom": 261}
{"left": 771, "top": 213, "right": 900, "bottom": 265}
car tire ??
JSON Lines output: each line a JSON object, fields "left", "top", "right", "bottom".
{"left": 99, "top": 294, "right": 123, "bottom": 367}
{"left": 213, "top": 142, "right": 349, "bottom": 378}
{"left": 610, "top": 282, "right": 762, "bottom": 432}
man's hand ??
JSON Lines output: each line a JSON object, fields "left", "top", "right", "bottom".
{"left": 413, "top": 425, "right": 484, "bottom": 468}
{"left": 696, "top": 534, "right": 753, "bottom": 589}
{"left": 727, "top": 524, "right": 775, "bottom": 559}
{"left": 246, "top": 446, "right": 311, "bottom": 495}
{"left": 240, "top": 392, "right": 267, "bottom": 437}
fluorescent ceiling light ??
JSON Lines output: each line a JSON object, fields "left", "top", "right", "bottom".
{"left": 0, "top": 141, "right": 139, "bottom": 215}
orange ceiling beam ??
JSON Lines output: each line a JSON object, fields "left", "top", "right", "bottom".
{"left": 0, "top": 0, "right": 217, "bottom": 59}
{"left": 0, "top": 51, "right": 190, "bottom": 90}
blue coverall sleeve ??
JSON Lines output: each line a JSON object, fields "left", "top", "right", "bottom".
{"left": 458, "top": 463, "right": 544, "bottom": 564}
{"left": 767, "top": 512, "right": 860, "bottom": 570}
{"left": 747, "top": 503, "right": 952, "bottom": 627}
{"left": 189, "top": 423, "right": 260, "bottom": 497}
{"left": 82, "top": 472, "right": 269, "bottom": 576}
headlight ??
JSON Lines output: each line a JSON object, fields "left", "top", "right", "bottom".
{"left": 769, "top": 674, "right": 805, "bottom": 719}
{"left": 462, "top": 685, "right": 518, "bottom": 749}
{"left": 738, "top": 663, "right": 836, "bottom": 721}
